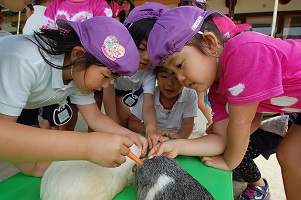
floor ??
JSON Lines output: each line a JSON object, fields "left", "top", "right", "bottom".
{"left": 0, "top": 110, "right": 286, "bottom": 199}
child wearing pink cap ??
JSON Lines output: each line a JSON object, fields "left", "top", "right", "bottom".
{"left": 147, "top": 6, "right": 301, "bottom": 200}
{"left": 0, "top": 16, "right": 147, "bottom": 177}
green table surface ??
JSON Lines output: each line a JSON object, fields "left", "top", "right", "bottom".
{"left": 0, "top": 156, "right": 233, "bottom": 200}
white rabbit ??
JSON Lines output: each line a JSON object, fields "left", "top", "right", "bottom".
{"left": 40, "top": 144, "right": 141, "bottom": 200}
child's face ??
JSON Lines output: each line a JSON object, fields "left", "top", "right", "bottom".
{"left": 121, "top": 0, "right": 131, "bottom": 12}
{"left": 163, "top": 45, "right": 217, "bottom": 92}
{"left": 138, "top": 39, "right": 152, "bottom": 70}
{"left": 74, "top": 64, "right": 118, "bottom": 94}
{"left": 157, "top": 68, "right": 184, "bottom": 99}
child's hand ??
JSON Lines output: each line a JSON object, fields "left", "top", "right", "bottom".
{"left": 148, "top": 140, "right": 180, "bottom": 158}
{"left": 200, "top": 155, "right": 231, "bottom": 171}
{"left": 164, "top": 130, "right": 180, "bottom": 139}
{"left": 127, "top": 132, "right": 148, "bottom": 157}
{"left": 86, "top": 132, "right": 134, "bottom": 167}
{"left": 205, "top": 123, "right": 213, "bottom": 135}
{"left": 147, "top": 132, "right": 169, "bottom": 149}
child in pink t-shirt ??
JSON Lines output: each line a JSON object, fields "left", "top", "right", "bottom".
{"left": 43, "top": 0, "right": 112, "bottom": 30}
{"left": 147, "top": 7, "right": 301, "bottom": 200}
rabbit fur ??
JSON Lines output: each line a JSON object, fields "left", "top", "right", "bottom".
{"left": 134, "top": 155, "right": 214, "bottom": 200}
{"left": 40, "top": 144, "right": 141, "bottom": 200}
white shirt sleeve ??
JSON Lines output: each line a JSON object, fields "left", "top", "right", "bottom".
{"left": 182, "top": 89, "right": 198, "bottom": 118}
{"left": 142, "top": 73, "right": 156, "bottom": 94}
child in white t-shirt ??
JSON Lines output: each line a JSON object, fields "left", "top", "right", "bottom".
{"left": 128, "top": 66, "right": 198, "bottom": 140}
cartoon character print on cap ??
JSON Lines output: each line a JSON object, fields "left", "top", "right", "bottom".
{"left": 101, "top": 35, "right": 125, "bottom": 61}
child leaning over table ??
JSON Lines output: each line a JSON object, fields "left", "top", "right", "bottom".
{"left": 128, "top": 66, "right": 198, "bottom": 140}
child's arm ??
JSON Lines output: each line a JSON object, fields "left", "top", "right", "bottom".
{"left": 177, "top": 117, "right": 194, "bottom": 139}
{"left": 224, "top": 103, "right": 259, "bottom": 169}
{"left": 103, "top": 83, "right": 119, "bottom": 123}
{"left": 142, "top": 93, "right": 161, "bottom": 148}
{"left": 148, "top": 118, "right": 229, "bottom": 158}
{"left": 0, "top": 118, "right": 134, "bottom": 167}
{"left": 197, "top": 91, "right": 213, "bottom": 124}
{"left": 77, "top": 103, "right": 148, "bottom": 157}
{"left": 203, "top": 102, "right": 259, "bottom": 170}
{"left": 128, "top": 114, "right": 145, "bottom": 133}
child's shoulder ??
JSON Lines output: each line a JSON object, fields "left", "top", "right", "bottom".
{"left": 180, "top": 88, "right": 197, "bottom": 101}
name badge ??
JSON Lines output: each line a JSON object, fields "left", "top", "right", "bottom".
{"left": 53, "top": 104, "right": 73, "bottom": 126}
{"left": 122, "top": 93, "right": 139, "bottom": 107}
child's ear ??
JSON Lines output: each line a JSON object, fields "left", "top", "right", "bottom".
{"left": 202, "top": 32, "right": 219, "bottom": 55}
{"left": 71, "top": 46, "right": 87, "bottom": 61}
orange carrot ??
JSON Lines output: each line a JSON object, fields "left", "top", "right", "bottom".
{"left": 128, "top": 151, "right": 144, "bottom": 165}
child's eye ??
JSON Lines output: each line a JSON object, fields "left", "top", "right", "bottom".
{"left": 138, "top": 47, "right": 145, "bottom": 52}
{"left": 177, "top": 62, "right": 183, "bottom": 69}
{"left": 102, "top": 74, "right": 109, "bottom": 79}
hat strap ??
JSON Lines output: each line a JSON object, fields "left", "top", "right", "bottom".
{"left": 70, "top": 66, "right": 74, "bottom": 79}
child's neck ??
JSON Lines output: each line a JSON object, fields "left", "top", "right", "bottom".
{"left": 159, "top": 94, "right": 179, "bottom": 110}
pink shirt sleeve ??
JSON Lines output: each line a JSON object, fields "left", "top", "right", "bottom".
{"left": 219, "top": 34, "right": 283, "bottom": 105}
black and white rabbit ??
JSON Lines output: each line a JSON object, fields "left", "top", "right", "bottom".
{"left": 134, "top": 155, "right": 215, "bottom": 200}
{"left": 40, "top": 144, "right": 141, "bottom": 200}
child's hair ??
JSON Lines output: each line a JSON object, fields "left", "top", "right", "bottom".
{"left": 178, "top": 0, "right": 207, "bottom": 10}
{"left": 31, "top": 29, "right": 104, "bottom": 71}
{"left": 153, "top": 66, "right": 165, "bottom": 77}
{"left": 186, "top": 17, "right": 226, "bottom": 56}
{"left": 125, "top": 18, "right": 157, "bottom": 47}
{"left": 26, "top": 3, "right": 34, "bottom": 12}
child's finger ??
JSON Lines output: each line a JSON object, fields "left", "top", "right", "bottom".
{"left": 123, "top": 135, "right": 135, "bottom": 148}
{"left": 148, "top": 143, "right": 161, "bottom": 158}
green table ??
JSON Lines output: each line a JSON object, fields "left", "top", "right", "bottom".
{"left": 0, "top": 156, "right": 233, "bottom": 200}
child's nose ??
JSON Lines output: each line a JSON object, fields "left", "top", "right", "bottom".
{"left": 101, "top": 79, "right": 111, "bottom": 88}
{"left": 140, "top": 50, "right": 150, "bottom": 61}
{"left": 175, "top": 74, "right": 185, "bottom": 85}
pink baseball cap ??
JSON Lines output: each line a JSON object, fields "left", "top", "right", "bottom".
{"left": 212, "top": 16, "right": 252, "bottom": 39}
{"left": 57, "top": 16, "right": 139, "bottom": 76}
{"left": 148, "top": 6, "right": 224, "bottom": 66}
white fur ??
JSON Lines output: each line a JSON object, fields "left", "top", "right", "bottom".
{"left": 40, "top": 145, "right": 141, "bottom": 200}
{"left": 145, "top": 174, "right": 175, "bottom": 200}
